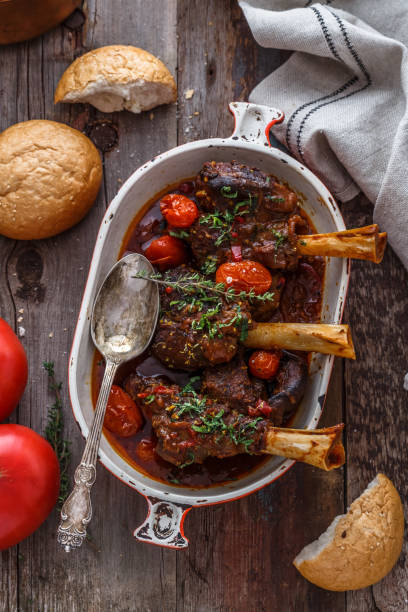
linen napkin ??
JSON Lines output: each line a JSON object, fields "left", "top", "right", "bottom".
{"left": 239, "top": 0, "right": 408, "bottom": 270}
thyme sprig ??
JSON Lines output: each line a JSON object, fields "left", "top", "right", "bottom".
{"left": 43, "top": 361, "right": 71, "bottom": 510}
{"left": 134, "top": 270, "right": 275, "bottom": 306}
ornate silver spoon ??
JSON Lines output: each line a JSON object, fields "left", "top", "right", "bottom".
{"left": 57, "top": 253, "right": 159, "bottom": 552}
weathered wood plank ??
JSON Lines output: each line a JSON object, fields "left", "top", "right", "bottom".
{"left": 1, "top": 1, "right": 178, "bottom": 610}
{"left": 343, "top": 196, "right": 408, "bottom": 612}
{"left": 176, "top": 2, "right": 345, "bottom": 610}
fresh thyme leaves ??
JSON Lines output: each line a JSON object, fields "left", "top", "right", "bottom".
{"left": 171, "top": 376, "right": 205, "bottom": 419}
{"left": 43, "top": 361, "right": 71, "bottom": 510}
{"left": 240, "top": 317, "right": 249, "bottom": 342}
{"left": 190, "top": 407, "right": 262, "bottom": 454}
{"left": 228, "top": 416, "right": 263, "bottom": 452}
{"left": 271, "top": 228, "right": 286, "bottom": 249}
{"left": 192, "top": 409, "right": 226, "bottom": 434}
{"left": 179, "top": 451, "right": 196, "bottom": 469}
{"left": 265, "top": 195, "right": 285, "bottom": 204}
{"left": 134, "top": 270, "right": 274, "bottom": 306}
{"left": 220, "top": 186, "right": 238, "bottom": 198}
{"left": 169, "top": 229, "right": 189, "bottom": 239}
{"left": 299, "top": 239, "right": 307, "bottom": 246}
{"left": 199, "top": 199, "right": 252, "bottom": 246}
{"left": 201, "top": 256, "right": 218, "bottom": 276}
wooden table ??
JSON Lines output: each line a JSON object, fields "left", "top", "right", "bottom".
{"left": 1, "top": 2, "right": 407, "bottom": 610}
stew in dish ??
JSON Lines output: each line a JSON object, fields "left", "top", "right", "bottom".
{"left": 92, "top": 161, "right": 331, "bottom": 486}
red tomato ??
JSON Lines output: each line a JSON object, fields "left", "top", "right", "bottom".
{"left": 136, "top": 439, "right": 156, "bottom": 462}
{"left": 215, "top": 261, "right": 272, "bottom": 295}
{"left": 145, "top": 235, "right": 188, "bottom": 270}
{"left": 0, "top": 424, "right": 60, "bottom": 550}
{"left": 249, "top": 350, "right": 282, "bottom": 380}
{"left": 104, "top": 385, "right": 143, "bottom": 438}
{"left": 0, "top": 319, "right": 28, "bottom": 422}
{"left": 160, "top": 194, "right": 198, "bottom": 228}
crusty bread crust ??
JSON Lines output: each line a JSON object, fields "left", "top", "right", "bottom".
{"left": 0, "top": 120, "right": 102, "bottom": 240}
{"left": 54, "top": 45, "right": 177, "bottom": 113}
{"left": 293, "top": 474, "right": 404, "bottom": 591}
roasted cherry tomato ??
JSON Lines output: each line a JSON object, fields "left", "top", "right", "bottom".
{"left": 104, "top": 385, "right": 143, "bottom": 438}
{"left": 0, "top": 318, "right": 28, "bottom": 422}
{"left": 160, "top": 194, "right": 199, "bottom": 228}
{"left": 136, "top": 439, "right": 156, "bottom": 462}
{"left": 216, "top": 260, "right": 272, "bottom": 295}
{"left": 249, "top": 350, "right": 282, "bottom": 380}
{"left": 145, "top": 235, "right": 188, "bottom": 270}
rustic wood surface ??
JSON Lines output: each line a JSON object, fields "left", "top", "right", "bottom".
{"left": 0, "top": 1, "right": 407, "bottom": 610}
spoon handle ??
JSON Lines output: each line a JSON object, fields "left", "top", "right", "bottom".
{"left": 57, "top": 359, "right": 118, "bottom": 552}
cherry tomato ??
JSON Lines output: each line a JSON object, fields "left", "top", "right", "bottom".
{"left": 249, "top": 350, "right": 282, "bottom": 380}
{"left": 0, "top": 318, "right": 28, "bottom": 422}
{"left": 160, "top": 194, "right": 199, "bottom": 228}
{"left": 0, "top": 424, "right": 60, "bottom": 550}
{"left": 104, "top": 385, "right": 143, "bottom": 438}
{"left": 136, "top": 439, "right": 156, "bottom": 462}
{"left": 145, "top": 235, "right": 188, "bottom": 270}
{"left": 216, "top": 261, "right": 272, "bottom": 295}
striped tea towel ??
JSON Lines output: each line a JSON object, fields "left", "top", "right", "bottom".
{"left": 239, "top": 0, "right": 408, "bottom": 270}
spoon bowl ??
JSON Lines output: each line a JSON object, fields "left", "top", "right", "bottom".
{"left": 91, "top": 253, "right": 159, "bottom": 362}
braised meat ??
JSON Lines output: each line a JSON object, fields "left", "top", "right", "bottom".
{"left": 124, "top": 373, "right": 269, "bottom": 466}
{"left": 151, "top": 266, "right": 253, "bottom": 370}
{"left": 201, "top": 354, "right": 267, "bottom": 413}
{"left": 189, "top": 161, "right": 306, "bottom": 271}
{"left": 195, "top": 161, "right": 297, "bottom": 214}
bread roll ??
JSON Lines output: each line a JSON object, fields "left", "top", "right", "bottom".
{"left": 0, "top": 120, "right": 102, "bottom": 240}
{"left": 293, "top": 474, "right": 404, "bottom": 591}
{"left": 55, "top": 45, "right": 177, "bottom": 114}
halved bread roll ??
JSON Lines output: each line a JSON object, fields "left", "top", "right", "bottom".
{"left": 55, "top": 45, "right": 177, "bottom": 114}
{"left": 293, "top": 474, "right": 404, "bottom": 591}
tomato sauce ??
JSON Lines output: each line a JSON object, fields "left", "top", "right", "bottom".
{"left": 91, "top": 177, "right": 325, "bottom": 488}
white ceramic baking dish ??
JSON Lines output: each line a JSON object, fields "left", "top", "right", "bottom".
{"left": 69, "top": 102, "right": 349, "bottom": 549}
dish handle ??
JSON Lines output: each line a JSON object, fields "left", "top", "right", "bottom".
{"left": 134, "top": 495, "right": 192, "bottom": 549}
{"left": 229, "top": 101, "right": 284, "bottom": 148}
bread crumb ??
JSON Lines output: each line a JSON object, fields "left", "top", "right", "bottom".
{"left": 17, "top": 316, "right": 23, "bottom": 323}
{"left": 18, "top": 326, "right": 25, "bottom": 337}
{"left": 49, "top": 332, "right": 54, "bottom": 338}
{"left": 149, "top": 112, "right": 154, "bottom": 120}
{"left": 184, "top": 89, "right": 195, "bottom": 100}
{"left": 18, "top": 308, "right": 24, "bottom": 314}
{"left": 194, "top": 111, "right": 200, "bottom": 116}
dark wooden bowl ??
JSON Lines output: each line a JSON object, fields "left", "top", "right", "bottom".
{"left": 0, "top": 0, "right": 81, "bottom": 44}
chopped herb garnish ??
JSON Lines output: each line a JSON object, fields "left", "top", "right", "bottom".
{"left": 201, "top": 256, "right": 218, "bottom": 276}
{"left": 169, "top": 229, "right": 189, "bottom": 239}
{"left": 192, "top": 409, "right": 227, "bottom": 434}
{"left": 145, "top": 394, "right": 155, "bottom": 404}
{"left": 299, "top": 239, "right": 307, "bottom": 246}
{"left": 179, "top": 451, "right": 196, "bottom": 468}
{"left": 271, "top": 228, "right": 286, "bottom": 249}
{"left": 199, "top": 200, "right": 252, "bottom": 246}
{"left": 228, "top": 416, "right": 263, "bottom": 452}
{"left": 265, "top": 195, "right": 285, "bottom": 204}
{"left": 220, "top": 186, "right": 238, "bottom": 198}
